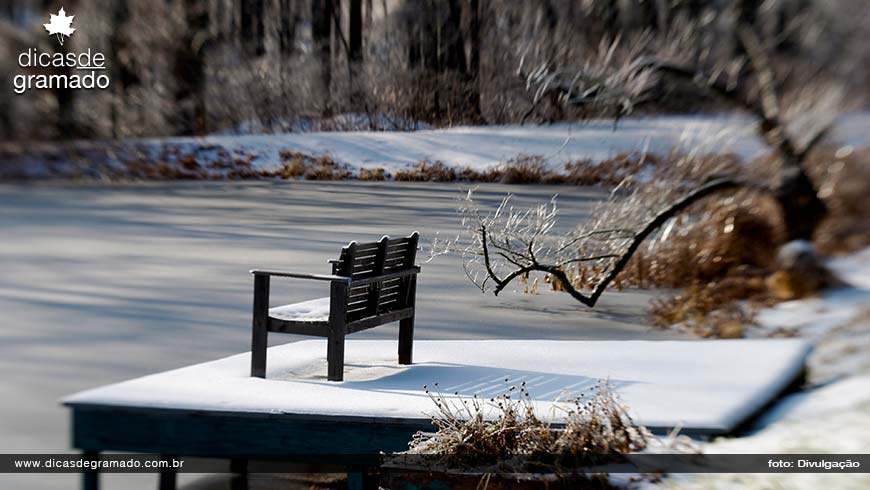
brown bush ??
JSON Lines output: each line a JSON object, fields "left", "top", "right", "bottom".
{"left": 565, "top": 189, "right": 785, "bottom": 292}
{"left": 563, "top": 152, "right": 653, "bottom": 186}
{"left": 495, "top": 155, "right": 563, "bottom": 184}
{"left": 394, "top": 160, "right": 460, "bottom": 182}
{"left": 806, "top": 146, "right": 870, "bottom": 255}
{"left": 271, "top": 151, "right": 353, "bottom": 180}
{"left": 401, "top": 380, "right": 649, "bottom": 472}
{"left": 359, "top": 167, "right": 389, "bottom": 181}
{"left": 649, "top": 272, "right": 773, "bottom": 338}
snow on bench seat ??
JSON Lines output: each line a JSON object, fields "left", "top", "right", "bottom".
{"left": 269, "top": 297, "right": 330, "bottom": 323}
{"left": 63, "top": 339, "right": 811, "bottom": 435}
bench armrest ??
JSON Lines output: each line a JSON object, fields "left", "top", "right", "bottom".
{"left": 250, "top": 270, "right": 351, "bottom": 283}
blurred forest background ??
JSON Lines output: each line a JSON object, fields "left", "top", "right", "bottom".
{"left": 1, "top": 0, "right": 868, "bottom": 141}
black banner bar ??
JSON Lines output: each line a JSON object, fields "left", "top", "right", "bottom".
{"left": 1, "top": 454, "right": 866, "bottom": 474}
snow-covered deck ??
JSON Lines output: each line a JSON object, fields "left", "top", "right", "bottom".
{"left": 65, "top": 339, "right": 811, "bottom": 438}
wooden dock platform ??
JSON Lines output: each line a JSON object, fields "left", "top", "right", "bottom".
{"left": 64, "top": 339, "right": 811, "bottom": 489}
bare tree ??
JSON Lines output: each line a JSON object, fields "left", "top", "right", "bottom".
{"left": 173, "top": 0, "right": 210, "bottom": 135}
{"left": 433, "top": 4, "right": 846, "bottom": 308}
{"left": 312, "top": 0, "right": 335, "bottom": 115}
{"left": 431, "top": 175, "right": 748, "bottom": 307}
{"left": 519, "top": 8, "right": 839, "bottom": 242}
{"left": 241, "top": 0, "right": 265, "bottom": 56}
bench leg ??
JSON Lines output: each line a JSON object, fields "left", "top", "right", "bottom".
{"left": 230, "top": 459, "right": 249, "bottom": 490}
{"left": 251, "top": 322, "right": 268, "bottom": 378}
{"left": 328, "top": 281, "right": 349, "bottom": 382}
{"left": 327, "top": 328, "right": 346, "bottom": 381}
{"left": 399, "top": 317, "right": 414, "bottom": 365}
{"left": 82, "top": 451, "right": 99, "bottom": 490}
{"left": 251, "top": 274, "right": 270, "bottom": 378}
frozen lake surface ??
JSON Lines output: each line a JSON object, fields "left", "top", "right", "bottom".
{"left": 0, "top": 181, "right": 678, "bottom": 490}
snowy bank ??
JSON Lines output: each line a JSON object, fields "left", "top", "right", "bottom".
{"left": 655, "top": 248, "right": 870, "bottom": 490}
{"left": 3, "top": 113, "right": 869, "bottom": 180}
{"left": 141, "top": 113, "right": 870, "bottom": 172}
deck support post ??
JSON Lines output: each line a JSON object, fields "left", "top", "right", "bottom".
{"left": 347, "top": 470, "right": 364, "bottom": 490}
{"left": 251, "top": 274, "right": 270, "bottom": 378}
{"left": 158, "top": 454, "right": 177, "bottom": 490}
{"left": 82, "top": 451, "right": 99, "bottom": 490}
{"left": 230, "top": 458, "right": 249, "bottom": 490}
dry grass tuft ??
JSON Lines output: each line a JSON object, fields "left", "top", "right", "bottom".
{"left": 118, "top": 144, "right": 261, "bottom": 180}
{"left": 402, "top": 380, "right": 648, "bottom": 472}
{"left": 359, "top": 167, "right": 389, "bottom": 181}
{"left": 495, "top": 155, "right": 563, "bottom": 184}
{"left": 393, "top": 155, "right": 566, "bottom": 184}
{"left": 584, "top": 146, "right": 866, "bottom": 338}
{"left": 273, "top": 151, "right": 353, "bottom": 180}
{"left": 394, "top": 160, "right": 462, "bottom": 182}
{"left": 562, "top": 152, "right": 654, "bottom": 186}
{"left": 649, "top": 274, "right": 772, "bottom": 338}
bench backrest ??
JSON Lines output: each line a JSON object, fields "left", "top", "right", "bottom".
{"left": 332, "top": 232, "right": 419, "bottom": 322}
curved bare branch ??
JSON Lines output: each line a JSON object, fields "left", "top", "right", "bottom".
{"left": 485, "top": 177, "right": 759, "bottom": 307}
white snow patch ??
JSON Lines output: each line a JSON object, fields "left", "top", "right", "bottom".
{"left": 753, "top": 248, "right": 870, "bottom": 381}
{"left": 269, "top": 297, "right": 331, "bottom": 322}
{"left": 63, "top": 339, "right": 810, "bottom": 435}
{"left": 133, "top": 113, "right": 870, "bottom": 173}
{"left": 654, "top": 249, "right": 870, "bottom": 490}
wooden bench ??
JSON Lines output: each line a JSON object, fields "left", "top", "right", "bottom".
{"left": 250, "top": 232, "right": 420, "bottom": 381}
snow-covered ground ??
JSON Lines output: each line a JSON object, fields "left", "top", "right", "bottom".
{"left": 148, "top": 113, "right": 870, "bottom": 173}
{"left": 65, "top": 338, "right": 810, "bottom": 435}
{"left": 654, "top": 249, "right": 870, "bottom": 490}
{"left": 3, "top": 113, "right": 869, "bottom": 180}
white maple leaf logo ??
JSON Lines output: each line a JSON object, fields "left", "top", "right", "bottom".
{"left": 44, "top": 7, "right": 76, "bottom": 46}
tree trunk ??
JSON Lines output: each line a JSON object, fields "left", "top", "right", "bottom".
{"left": 349, "top": 0, "right": 363, "bottom": 63}
{"left": 466, "top": 0, "right": 483, "bottom": 121}
{"left": 42, "top": 0, "right": 79, "bottom": 138}
{"left": 278, "top": 0, "right": 299, "bottom": 54}
{"left": 312, "top": 0, "right": 334, "bottom": 115}
{"left": 110, "top": 0, "right": 138, "bottom": 139}
{"left": 443, "top": 0, "right": 467, "bottom": 73}
{"left": 241, "top": 0, "right": 265, "bottom": 56}
{"left": 775, "top": 163, "right": 827, "bottom": 241}
{"left": 174, "top": 0, "right": 209, "bottom": 135}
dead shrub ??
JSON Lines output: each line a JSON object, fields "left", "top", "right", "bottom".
{"left": 394, "top": 160, "right": 459, "bottom": 182}
{"left": 273, "top": 150, "right": 308, "bottom": 178}
{"left": 272, "top": 151, "right": 353, "bottom": 180}
{"left": 359, "top": 167, "right": 389, "bottom": 181}
{"left": 563, "top": 152, "right": 654, "bottom": 186}
{"left": 566, "top": 189, "right": 785, "bottom": 292}
{"left": 496, "top": 155, "right": 563, "bottom": 184}
{"left": 394, "top": 155, "right": 568, "bottom": 184}
{"left": 552, "top": 150, "right": 788, "bottom": 338}
{"left": 401, "top": 380, "right": 649, "bottom": 472}
{"left": 620, "top": 191, "right": 784, "bottom": 338}
{"left": 806, "top": 146, "right": 870, "bottom": 255}
{"left": 649, "top": 273, "right": 772, "bottom": 338}
{"left": 634, "top": 147, "right": 867, "bottom": 337}
{"left": 457, "top": 166, "right": 498, "bottom": 181}
{"left": 560, "top": 151, "right": 741, "bottom": 188}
